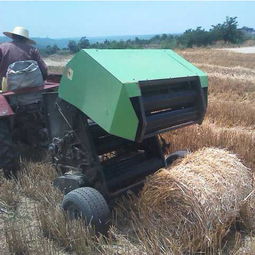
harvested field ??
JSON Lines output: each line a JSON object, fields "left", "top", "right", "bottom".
{"left": 43, "top": 54, "right": 72, "bottom": 73}
{"left": 169, "top": 49, "right": 255, "bottom": 167}
{"left": 1, "top": 48, "right": 255, "bottom": 254}
{"left": 178, "top": 48, "right": 255, "bottom": 69}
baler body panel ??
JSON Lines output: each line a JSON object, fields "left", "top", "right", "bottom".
{"left": 59, "top": 49, "right": 208, "bottom": 141}
{"left": 84, "top": 49, "right": 207, "bottom": 87}
{"left": 59, "top": 50, "right": 139, "bottom": 140}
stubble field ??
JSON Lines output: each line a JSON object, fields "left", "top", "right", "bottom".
{"left": 0, "top": 48, "right": 255, "bottom": 254}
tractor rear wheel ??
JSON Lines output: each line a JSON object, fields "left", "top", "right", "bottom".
{"left": 62, "top": 187, "right": 110, "bottom": 233}
{"left": 0, "top": 119, "right": 19, "bottom": 178}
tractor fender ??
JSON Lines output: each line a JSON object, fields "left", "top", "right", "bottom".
{"left": 0, "top": 94, "right": 14, "bottom": 117}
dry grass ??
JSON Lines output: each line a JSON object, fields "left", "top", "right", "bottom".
{"left": 235, "top": 235, "right": 255, "bottom": 254}
{"left": 178, "top": 48, "right": 255, "bottom": 69}
{"left": 0, "top": 178, "right": 20, "bottom": 210}
{"left": 4, "top": 220, "right": 63, "bottom": 255}
{"left": 112, "top": 194, "right": 184, "bottom": 254}
{"left": 36, "top": 203, "right": 103, "bottom": 255}
{"left": 207, "top": 99, "right": 255, "bottom": 128}
{"left": 208, "top": 76, "right": 255, "bottom": 103}
{"left": 18, "top": 161, "right": 62, "bottom": 205}
{"left": 164, "top": 120, "right": 255, "bottom": 170}
{"left": 197, "top": 64, "right": 255, "bottom": 85}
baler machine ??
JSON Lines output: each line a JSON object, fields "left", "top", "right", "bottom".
{"left": 44, "top": 49, "right": 208, "bottom": 229}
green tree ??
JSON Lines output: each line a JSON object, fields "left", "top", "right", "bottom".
{"left": 68, "top": 40, "right": 79, "bottom": 53}
{"left": 78, "top": 37, "right": 90, "bottom": 49}
{"left": 178, "top": 27, "right": 211, "bottom": 47}
{"left": 45, "top": 44, "right": 59, "bottom": 55}
{"left": 210, "top": 16, "right": 244, "bottom": 43}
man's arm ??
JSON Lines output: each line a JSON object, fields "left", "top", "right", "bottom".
{"left": 33, "top": 48, "right": 48, "bottom": 80}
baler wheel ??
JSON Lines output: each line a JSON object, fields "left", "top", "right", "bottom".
{"left": 62, "top": 187, "right": 110, "bottom": 233}
{"left": 165, "top": 150, "right": 188, "bottom": 166}
{"left": 0, "top": 119, "right": 19, "bottom": 178}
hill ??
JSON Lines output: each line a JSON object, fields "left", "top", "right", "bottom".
{"left": 0, "top": 34, "right": 155, "bottom": 49}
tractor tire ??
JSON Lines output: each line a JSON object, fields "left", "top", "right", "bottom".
{"left": 62, "top": 187, "right": 110, "bottom": 233}
{"left": 0, "top": 119, "right": 19, "bottom": 178}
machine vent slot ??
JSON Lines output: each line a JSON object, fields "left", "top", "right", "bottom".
{"left": 138, "top": 76, "right": 206, "bottom": 139}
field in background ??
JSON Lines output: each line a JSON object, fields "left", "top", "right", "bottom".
{"left": 166, "top": 49, "right": 255, "bottom": 170}
{"left": 1, "top": 48, "right": 255, "bottom": 254}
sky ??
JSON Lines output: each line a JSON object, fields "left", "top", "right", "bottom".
{"left": 0, "top": 1, "right": 254, "bottom": 38}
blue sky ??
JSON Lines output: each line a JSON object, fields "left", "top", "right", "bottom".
{"left": 0, "top": 1, "right": 254, "bottom": 38}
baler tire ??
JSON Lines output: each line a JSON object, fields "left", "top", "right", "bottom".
{"left": 165, "top": 150, "right": 188, "bottom": 166}
{"left": 62, "top": 187, "right": 110, "bottom": 233}
{"left": 0, "top": 119, "right": 19, "bottom": 178}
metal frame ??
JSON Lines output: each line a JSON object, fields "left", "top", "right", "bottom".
{"left": 0, "top": 74, "right": 60, "bottom": 118}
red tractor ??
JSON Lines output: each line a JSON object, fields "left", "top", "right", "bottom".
{"left": 0, "top": 74, "right": 59, "bottom": 177}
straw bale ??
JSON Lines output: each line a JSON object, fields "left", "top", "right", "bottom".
{"left": 139, "top": 148, "right": 253, "bottom": 252}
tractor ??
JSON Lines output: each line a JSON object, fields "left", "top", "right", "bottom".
{"left": 42, "top": 49, "right": 208, "bottom": 231}
{"left": 0, "top": 74, "right": 59, "bottom": 177}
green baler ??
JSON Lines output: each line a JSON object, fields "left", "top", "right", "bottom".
{"left": 59, "top": 49, "right": 207, "bottom": 141}
{"left": 45, "top": 49, "right": 208, "bottom": 231}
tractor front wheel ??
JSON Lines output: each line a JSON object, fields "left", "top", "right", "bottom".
{"left": 0, "top": 119, "right": 19, "bottom": 178}
{"left": 62, "top": 187, "right": 110, "bottom": 233}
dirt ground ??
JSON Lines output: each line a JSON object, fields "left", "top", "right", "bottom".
{"left": 220, "top": 46, "right": 255, "bottom": 54}
{"left": 43, "top": 54, "right": 72, "bottom": 67}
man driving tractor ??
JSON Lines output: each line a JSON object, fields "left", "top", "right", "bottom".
{"left": 0, "top": 26, "right": 49, "bottom": 178}
{"left": 0, "top": 26, "right": 48, "bottom": 91}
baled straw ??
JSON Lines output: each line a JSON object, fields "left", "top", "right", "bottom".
{"left": 138, "top": 148, "right": 253, "bottom": 252}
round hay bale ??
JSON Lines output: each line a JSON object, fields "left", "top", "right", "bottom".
{"left": 138, "top": 148, "right": 253, "bottom": 253}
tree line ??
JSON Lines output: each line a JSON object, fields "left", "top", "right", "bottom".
{"left": 44, "top": 17, "right": 253, "bottom": 55}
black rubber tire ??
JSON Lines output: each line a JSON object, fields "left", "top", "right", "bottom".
{"left": 0, "top": 119, "right": 19, "bottom": 178}
{"left": 165, "top": 150, "right": 188, "bottom": 166}
{"left": 62, "top": 187, "right": 110, "bottom": 233}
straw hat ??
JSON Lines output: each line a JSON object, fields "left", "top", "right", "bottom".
{"left": 3, "top": 26, "right": 36, "bottom": 44}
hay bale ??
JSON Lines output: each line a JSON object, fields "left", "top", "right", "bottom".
{"left": 138, "top": 148, "right": 253, "bottom": 253}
